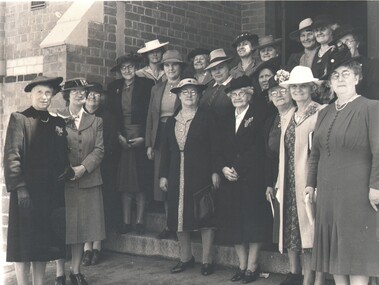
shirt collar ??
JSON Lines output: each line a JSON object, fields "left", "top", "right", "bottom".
{"left": 213, "top": 75, "right": 233, "bottom": 87}
{"left": 235, "top": 104, "right": 249, "bottom": 119}
{"left": 69, "top": 107, "right": 85, "bottom": 119}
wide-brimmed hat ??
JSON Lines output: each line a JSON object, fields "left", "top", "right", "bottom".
{"left": 86, "top": 82, "right": 106, "bottom": 94}
{"left": 232, "top": 32, "right": 259, "bottom": 49}
{"left": 170, "top": 78, "right": 207, "bottom": 95}
{"left": 137, "top": 39, "right": 169, "bottom": 54}
{"left": 252, "top": 57, "right": 281, "bottom": 78}
{"left": 257, "top": 35, "right": 282, "bottom": 50}
{"left": 268, "top": 69, "right": 290, "bottom": 90}
{"left": 187, "top": 48, "right": 211, "bottom": 61}
{"left": 289, "top": 18, "right": 313, "bottom": 41}
{"left": 160, "top": 50, "right": 187, "bottom": 67}
{"left": 24, "top": 76, "right": 63, "bottom": 93}
{"left": 204, "top": 49, "right": 233, "bottom": 71}
{"left": 61, "top": 78, "right": 94, "bottom": 92}
{"left": 329, "top": 24, "right": 360, "bottom": 46}
{"left": 280, "top": 66, "right": 319, "bottom": 86}
{"left": 110, "top": 52, "right": 142, "bottom": 72}
{"left": 320, "top": 43, "right": 358, "bottom": 80}
{"left": 224, "top": 75, "right": 253, "bottom": 94}
{"left": 310, "top": 14, "right": 335, "bottom": 30}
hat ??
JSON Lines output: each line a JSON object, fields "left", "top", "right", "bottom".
{"left": 289, "top": 18, "right": 313, "bottom": 41}
{"left": 204, "top": 49, "right": 233, "bottom": 71}
{"left": 280, "top": 66, "right": 319, "bottom": 86}
{"left": 24, "top": 76, "right": 63, "bottom": 93}
{"left": 232, "top": 32, "right": 259, "bottom": 49}
{"left": 252, "top": 57, "right": 281, "bottom": 78}
{"left": 329, "top": 24, "right": 360, "bottom": 46}
{"left": 224, "top": 75, "right": 253, "bottom": 94}
{"left": 137, "top": 39, "right": 169, "bottom": 54}
{"left": 61, "top": 78, "right": 94, "bottom": 91}
{"left": 110, "top": 52, "right": 142, "bottom": 72}
{"left": 257, "top": 35, "right": 282, "bottom": 50}
{"left": 170, "top": 78, "right": 207, "bottom": 95}
{"left": 320, "top": 43, "right": 357, "bottom": 80}
{"left": 160, "top": 50, "right": 186, "bottom": 66}
{"left": 86, "top": 83, "right": 106, "bottom": 94}
{"left": 310, "top": 14, "right": 335, "bottom": 30}
{"left": 187, "top": 48, "right": 211, "bottom": 61}
{"left": 268, "top": 69, "right": 290, "bottom": 90}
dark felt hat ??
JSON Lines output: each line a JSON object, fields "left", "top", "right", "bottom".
{"left": 252, "top": 57, "right": 281, "bottom": 78}
{"left": 256, "top": 35, "right": 282, "bottom": 50}
{"left": 170, "top": 78, "right": 207, "bottom": 95}
{"left": 61, "top": 78, "right": 94, "bottom": 91}
{"left": 187, "top": 48, "right": 211, "bottom": 61}
{"left": 232, "top": 32, "right": 259, "bottom": 49}
{"left": 310, "top": 14, "right": 335, "bottom": 30}
{"left": 110, "top": 52, "right": 142, "bottom": 72}
{"left": 224, "top": 75, "right": 253, "bottom": 94}
{"left": 24, "top": 76, "right": 63, "bottom": 93}
{"left": 329, "top": 24, "right": 360, "bottom": 46}
{"left": 86, "top": 82, "right": 106, "bottom": 94}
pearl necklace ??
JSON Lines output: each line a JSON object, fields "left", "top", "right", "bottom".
{"left": 335, "top": 94, "right": 360, "bottom": 111}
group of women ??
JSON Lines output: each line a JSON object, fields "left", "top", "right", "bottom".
{"left": 4, "top": 13, "right": 379, "bottom": 285}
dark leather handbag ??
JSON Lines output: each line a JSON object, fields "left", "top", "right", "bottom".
{"left": 193, "top": 184, "right": 215, "bottom": 221}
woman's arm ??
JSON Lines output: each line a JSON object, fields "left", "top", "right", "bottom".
{"left": 145, "top": 86, "right": 156, "bottom": 148}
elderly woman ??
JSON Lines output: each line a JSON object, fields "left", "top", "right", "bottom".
{"left": 216, "top": 75, "right": 271, "bottom": 284}
{"left": 107, "top": 53, "right": 155, "bottom": 235}
{"left": 200, "top": 48, "right": 234, "bottom": 120}
{"left": 159, "top": 78, "right": 219, "bottom": 276}
{"left": 145, "top": 50, "right": 186, "bottom": 239}
{"left": 257, "top": 35, "right": 282, "bottom": 63}
{"left": 55, "top": 78, "right": 105, "bottom": 285}
{"left": 81, "top": 83, "right": 118, "bottom": 266}
{"left": 4, "top": 76, "right": 70, "bottom": 285}
{"left": 331, "top": 24, "right": 379, "bottom": 100}
{"left": 305, "top": 44, "right": 379, "bottom": 284}
{"left": 136, "top": 39, "right": 168, "bottom": 83}
{"left": 287, "top": 18, "right": 318, "bottom": 71}
{"left": 187, "top": 48, "right": 213, "bottom": 85}
{"left": 230, "top": 32, "right": 261, "bottom": 78}
{"left": 273, "top": 66, "right": 326, "bottom": 285}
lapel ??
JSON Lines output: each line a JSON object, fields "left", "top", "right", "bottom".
{"left": 79, "top": 112, "right": 96, "bottom": 131}
{"left": 235, "top": 106, "right": 255, "bottom": 137}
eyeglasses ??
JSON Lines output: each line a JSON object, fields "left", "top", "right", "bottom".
{"left": 180, "top": 90, "right": 198, "bottom": 96}
{"left": 87, "top": 92, "right": 101, "bottom": 99}
{"left": 230, "top": 91, "right": 247, "bottom": 98}
{"left": 338, "top": 39, "right": 356, "bottom": 46}
{"left": 269, "top": 88, "right": 287, "bottom": 97}
{"left": 70, "top": 89, "right": 87, "bottom": 96}
{"left": 120, "top": 64, "right": 135, "bottom": 71}
{"left": 330, "top": 70, "right": 352, "bottom": 81}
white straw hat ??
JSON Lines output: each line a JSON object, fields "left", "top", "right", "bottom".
{"left": 137, "top": 39, "right": 169, "bottom": 54}
{"left": 280, "top": 66, "right": 319, "bottom": 86}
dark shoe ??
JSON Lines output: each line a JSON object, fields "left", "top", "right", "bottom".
{"left": 201, "top": 263, "right": 214, "bottom": 276}
{"left": 81, "top": 250, "right": 92, "bottom": 266}
{"left": 118, "top": 223, "right": 133, "bottom": 234}
{"left": 135, "top": 223, "right": 145, "bottom": 235}
{"left": 55, "top": 275, "right": 66, "bottom": 285}
{"left": 231, "top": 268, "right": 246, "bottom": 282}
{"left": 157, "top": 228, "right": 175, "bottom": 239}
{"left": 242, "top": 269, "right": 260, "bottom": 284}
{"left": 279, "top": 273, "right": 303, "bottom": 285}
{"left": 69, "top": 273, "right": 88, "bottom": 285}
{"left": 170, "top": 256, "right": 195, "bottom": 274}
{"left": 91, "top": 249, "right": 101, "bottom": 265}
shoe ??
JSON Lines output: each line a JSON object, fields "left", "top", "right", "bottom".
{"left": 201, "top": 263, "right": 214, "bottom": 276}
{"left": 69, "top": 273, "right": 88, "bottom": 285}
{"left": 118, "top": 223, "right": 133, "bottom": 234}
{"left": 170, "top": 256, "right": 195, "bottom": 274}
{"left": 231, "top": 268, "right": 246, "bottom": 282}
{"left": 91, "top": 249, "right": 101, "bottom": 265}
{"left": 279, "top": 273, "right": 303, "bottom": 285}
{"left": 81, "top": 250, "right": 92, "bottom": 266}
{"left": 135, "top": 223, "right": 145, "bottom": 235}
{"left": 242, "top": 269, "right": 260, "bottom": 284}
{"left": 55, "top": 275, "right": 66, "bottom": 285}
{"left": 157, "top": 228, "right": 175, "bottom": 239}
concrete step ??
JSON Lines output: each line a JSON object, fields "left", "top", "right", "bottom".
{"left": 103, "top": 231, "right": 290, "bottom": 274}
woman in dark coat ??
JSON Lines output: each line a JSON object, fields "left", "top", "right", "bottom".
{"left": 216, "top": 76, "right": 272, "bottom": 284}
{"left": 159, "top": 78, "right": 220, "bottom": 276}
{"left": 107, "top": 53, "right": 155, "bottom": 235}
{"left": 4, "top": 76, "right": 70, "bottom": 285}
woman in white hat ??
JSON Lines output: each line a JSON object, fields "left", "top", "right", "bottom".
{"left": 287, "top": 18, "right": 318, "bottom": 71}
{"left": 200, "top": 48, "right": 234, "bottom": 120}
{"left": 136, "top": 39, "right": 169, "bottom": 83}
{"left": 275, "top": 66, "right": 326, "bottom": 285}
{"left": 146, "top": 50, "right": 187, "bottom": 240}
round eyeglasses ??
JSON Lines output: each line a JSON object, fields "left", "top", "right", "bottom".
{"left": 269, "top": 88, "right": 287, "bottom": 97}
{"left": 330, "top": 70, "right": 352, "bottom": 81}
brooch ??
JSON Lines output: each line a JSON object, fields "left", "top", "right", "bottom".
{"left": 244, "top": 116, "right": 254, "bottom": 128}
{"left": 55, "top": 126, "right": 64, "bottom": 136}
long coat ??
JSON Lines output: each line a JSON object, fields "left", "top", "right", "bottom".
{"left": 276, "top": 102, "right": 325, "bottom": 252}
{"left": 4, "top": 107, "right": 70, "bottom": 261}
{"left": 216, "top": 105, "right": 272, "bottom": 244}
{"left": 159, "top": 108, "right": 218, "bottom": 231}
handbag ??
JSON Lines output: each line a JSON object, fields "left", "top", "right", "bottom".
{"left": 193, "top": 184, "right": 215, "bottom": 221}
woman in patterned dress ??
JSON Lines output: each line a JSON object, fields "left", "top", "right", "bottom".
{"left": 159, "top": 78, "right": 220, "bottom": 276}
{"left": 276, "top": 66, "right": 326, "bottom": 285}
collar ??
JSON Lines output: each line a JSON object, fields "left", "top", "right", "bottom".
{"left": 235, "top": 105, "right": 249, "bottom": 119}
{"left": 213, "top": 75, "right": 233, "bottom": 87}
{"left": 69, "top": 107, "right": 85, "bottom": 119}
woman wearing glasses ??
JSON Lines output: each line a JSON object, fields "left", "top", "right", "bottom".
{"left": 55, "top": 78, "right": 105, "bottom": 285}
{"left": 305, "top": 45, "right": 379, "bottom": 284}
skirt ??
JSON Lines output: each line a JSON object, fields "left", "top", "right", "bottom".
{"left": 153, "top": 121, "right": 168, "bottom": 201}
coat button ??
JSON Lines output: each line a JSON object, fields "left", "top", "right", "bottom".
{"left": 79, "top": 140, "right": 82, "bottom": 143}
{"left": 79, "top": 149, "right": 82, "bottom": 152}
{"left": 78, "top": 132, "right": 82, "bottom": 135}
